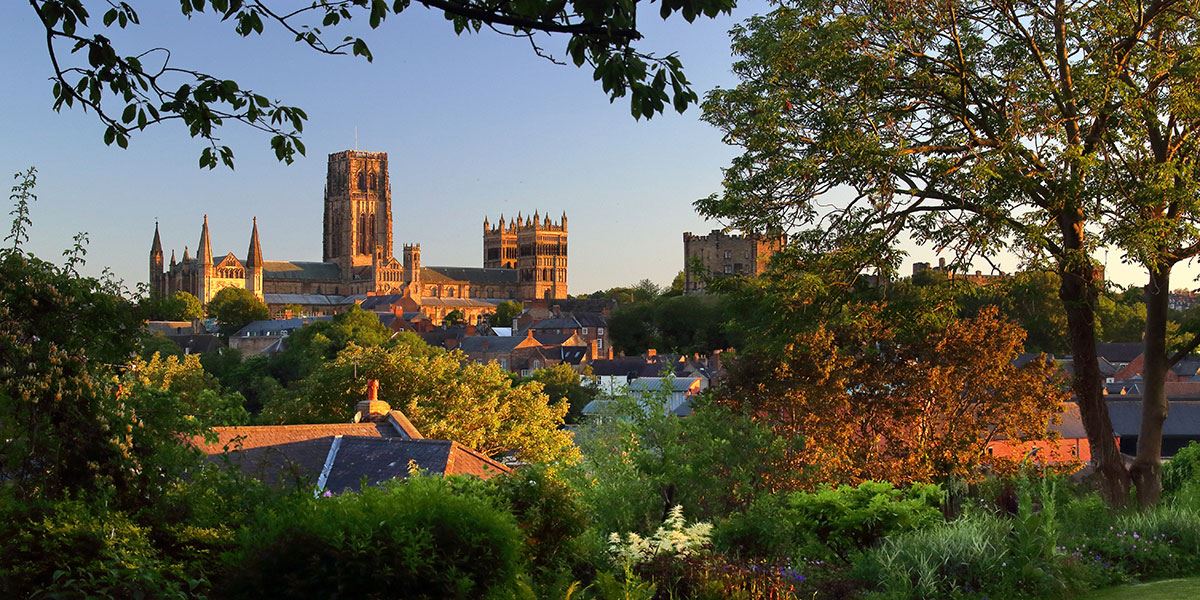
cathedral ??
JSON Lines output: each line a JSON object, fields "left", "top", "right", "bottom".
{"left": 150, "top": 150, "right": 568, "bottom": 319}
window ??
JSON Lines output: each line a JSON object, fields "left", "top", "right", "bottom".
{"left": 582, "top": 327, "right": 589, "bottom": 335}
{"left": 724, "top": 265, "right": 733, "bottom": 274}
{"left": 723, "top": 250, "right": 732, "bottom": 259}
{"left": 598, "top": 327, "right": 605, "bottom": 335}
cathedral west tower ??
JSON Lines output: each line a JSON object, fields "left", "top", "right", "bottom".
{"left": 323, "top": 150, "right": 393, "bottom": 270}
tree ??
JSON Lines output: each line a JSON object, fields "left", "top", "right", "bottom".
{"left": 27, "top": 0, "right": 737, "bottom": 168}
{"left": 523, "top": 363, "right": 598, "bottom": 423}
{"left": 142, "top": 291, "right": 204, "bottom": 321}
{"left": 261, "top": 344, "right": 578, "bottom": 464}
{"left": 442, "top": 309, "right": 465, "bottom": 326}
{"left": 124, "top": 353, "right": 250, "bottom": 427}
{"left": 700, "top": 0, "right": 1200, "bottom": 505}
{"left": 207, "top": 287, "right": 269, "bottom": 336}
{"left": 491, "top": 300, "right": 524, "bottom": 328}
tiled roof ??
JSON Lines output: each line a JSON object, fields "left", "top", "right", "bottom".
{"left": 590, "top": 358, "right": 668, "bottom": 378}
{"left": 417, "top": 296, "right": 496, "bottom": 308}
{"left": 324, "top": 438, "right": 508, "bottom": 492}
{"left": 195, "top": 422, "right": 396, "bottom": 453}
{"left": 573, "top": 312, "right": 608, "bottom": 327}
{"left": 459, "top": 335, "right": 531, "bottom": 354}
{"left": 263, "top": 260, "right": 343, "bottom": 281}
{"left": 424, "top": 266, "right": 519, "bottom": 286}
{"left": 534, "top": 332, "right": 585, "bottom": 347}
{"left": 165, "top": 334, "right": 223, "bottom": 354}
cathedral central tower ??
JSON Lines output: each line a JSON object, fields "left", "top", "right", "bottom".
{"left": 323, "top": 150, "right": 392, "bottom": 268}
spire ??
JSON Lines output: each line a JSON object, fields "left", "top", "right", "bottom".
{"left": 246, "top": 216, "right": 263, "bottom": 268}
{"left": 498, "top": 214, "right": 506, "bottom": 228}
{"left": 483, "top": 215, "right": 490, "bottom": 232}
{"left": 151, "top": 220, "right": 163, "bottom": 256}
{"left": 170, "top": 249, "right": 176, "bottom": 267}
{"left": 183, "top": 245, "right": 192, "bottom": 262}
{"left": 198, "top": 214, "right": 213, "bottom": 266}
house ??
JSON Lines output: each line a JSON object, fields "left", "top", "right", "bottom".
{"left": 147, "top": 320, "right": 199, "bottom": 335}
{"left": 193, "top": 381, "right": 509, "bottom": 494}
{"left": 582, "top": 374, "right": 707, "bottom": 417}
{"left": 228, "top": 315, "right": 333, "bottom": 355}
{"left": 457, "top": 329, "right": 586, "bottom": 375}
{"left": 986, "top": 403, "right": 1100, "bottom": 466}
{"left": 514, "top": 304, "right": 613, "bottom": 360}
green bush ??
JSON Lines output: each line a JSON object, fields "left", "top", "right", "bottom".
{"left": 1164, "top": 441, "right": 1200, "bottom": 496}
{"left": 861, "top": 511, "right": 1012, "bottom": 599}
{"left": 716, "top": 481, "right": 944, "bottom": 562}
{"left": 0, "top": 497, "right": 192, "bottom": 599}
{"left": 489, "top": 465, "right": 590, "bottom": 582}
{"left": 1069, "top": 504, "right": 1200, "bottom": 583}
{"left": 220, "top": 476, "right": 525, "bottom": 599}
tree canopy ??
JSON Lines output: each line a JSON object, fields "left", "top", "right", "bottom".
{"left": 700, "top": 0, "right": 1200, "bottom": 506}
{"left": 207, "top": 287, "right": 269, "bottom": 336}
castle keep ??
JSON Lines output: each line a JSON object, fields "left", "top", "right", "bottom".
{"left": 150, "top": 150, "right": 567, "bottom": 319}
{"left": 682, "top": 229, "right": 784, "bottom": 294}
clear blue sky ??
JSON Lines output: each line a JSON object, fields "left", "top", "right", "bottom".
{"left": 0, "top": 2, "right": 1179, "bottom": 293}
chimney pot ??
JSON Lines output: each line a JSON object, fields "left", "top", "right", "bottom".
{"left": 354, "top": 379, "right": 390, "bottom": 422}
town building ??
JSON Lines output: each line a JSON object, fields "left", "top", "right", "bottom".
{"left": 912, "top": 257, "right": 1004, "bottom": 285}
{"left": 192, "top": 381, "right": 508, "bottom": 494}
{"left": 682, "top": 229, "right": 785, "bottom": 294}
{"left": 149, "top": 149, "right": 569, "bottom": 320}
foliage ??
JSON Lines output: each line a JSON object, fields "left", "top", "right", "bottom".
{"left": 720, "top": 299, "right": 1068, "bottom": 486}
{"left": 1163, "top": 442, "right": 1200, "bottom": 496}
{"left": 262, "top": 343, "right": 578, "bottom": 464}
{"left": 523, "top": 363, "right": 599, "bottom": 424}
{"left": 491, "top": 300, "right": 524, "bottom": 327}
{"left": 0, "top": 497, "right": 193, "bottom": 599}
{"left": 142, "top": 291, "right": 204, "bottom": 322}
{"left": 488, "top": 465, "right": 591, "bottom": 586}
{"left": 609, "top": 293, "right": 734, "bottom": 355}
{"left": 717, "top": 482, "right": 944, "bottom": 564}
{"left": 206, "top": 286, "right": 268, "bottom": 336}
{"left": 124, "top": 352, "right": 250, "bottom": 426}
{"left": 221, "top": 476, "right": 525, "bottom": 599}
{"left": 570, "top": 390, "right": 790, "bottom": 537}
{"left": 443, "top": 308, "right": 466, "bottom": 325}
{"left": 273, "top": 305, "right": 394, "bottom": 379}
{"left": 26, "top": 0, "right": 733, "bottom": 169}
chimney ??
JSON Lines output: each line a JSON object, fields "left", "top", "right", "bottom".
{"left": 646, "top": 348, "right": 657, "bottom": 360}
{"left": 353, "top": 379, "right": 391, "bottom": 422}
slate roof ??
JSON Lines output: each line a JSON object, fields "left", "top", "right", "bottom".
{"left": 234, "top": 315, "right": 333, "bottom": 337}
{"left": 458, "top": 335, "right": 531, "bottom": 354}
{"left": 264, "top": 293, "right": 351, "bottom": 306}
{"left": 1106, "top": 400, "right": 1200, "bottom": 437}
{"left": 534, "top": 332, "right": 585, "bottom": 347}
{"left": 193, "top": 412, "right": 506, "bottom": 493}
{"left": 359, "top": 293, "right": 406, "bottom": 310}
{"left": 529, "top": 317, "right": 583, "bottom": 330}
{"left": 573, "top": 312, "right": 608, "bottom": 327}
{"left": 323, "top": 438, "right": 508, "bottom": 492}
{"left": 424, "top": 266, "right": 519, "bottom": 286}
{"left": 263, "top": 260, "right": 343, "bottom": 281}
{"left": 165, "top": 334, "right": 223, "bottom": 354}
{"left": 417, "top": 296, "right": 496, "bottom": 308}
{"left": 590, "top": 358, "right": 673, "bottom": 378}
{"left": 1095, "top": 342, "right": 1144, "bottom": 364}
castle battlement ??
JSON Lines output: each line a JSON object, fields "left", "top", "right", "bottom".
{"left": 484, "top": 211, "right": 567, "bottom": 234}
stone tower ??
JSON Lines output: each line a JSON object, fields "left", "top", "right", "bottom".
{"left": 323, "top": 150, "right": 393, "bottom": 270}
{"left": 402, "top": 243, "right": 422, "bottom": 293}
{"left": 516, "top": 211, "right": 568, "bottom": 301}
{"left": 483, "top": 214, "right": 518, "bottom": 269}
{"left": 245, "top": 217, "right": 264, "bottom": 299}
{"left": 149, "top": 221, "right": 164, "bottom": 296}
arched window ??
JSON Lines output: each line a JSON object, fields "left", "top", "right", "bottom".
{"left": 368, "top": 171, "right": 377, "bottom": 190}
{"left": 357, "top": 169, "right": 366, "bottom": 191}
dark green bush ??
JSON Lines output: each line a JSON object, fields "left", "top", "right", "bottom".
{"left": 0, "top": 497, "right": 193, "bottom": 599}
{"left": 489, "top": 465, "right": 590, "bottom": 581}
{"left": 1164, "top": 441, "right": 1200, "bottom": 496}
{"left": 220, "top": 476, "right": 525, "bottom": 599}
{"left": 716, "top": 481, "right": 944, "bottom": 562}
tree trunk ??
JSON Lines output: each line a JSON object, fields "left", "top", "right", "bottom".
{"left": 1057, "top": 221, "right": 1130, "bottom": 506}
{"left": 1131, "top": 266, "right": 1170, "bottom": 507}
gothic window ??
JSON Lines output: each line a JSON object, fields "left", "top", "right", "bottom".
{"left": 357, "top": 169, "right": 366, "bottom": 191}
{"left": 368, "top": 171, "right": 377, "bottom": 190}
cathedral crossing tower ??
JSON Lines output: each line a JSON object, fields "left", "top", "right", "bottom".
{"left": 323, "top": 150, "right": 393, "bottom": 269}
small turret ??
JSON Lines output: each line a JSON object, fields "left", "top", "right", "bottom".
{"left": 182, "top": 245, "right": 192, "bottom": 262}
{"left": 483, "top": 215, "right": 490, "bottom": 232}
{"left": 246, "top": 217, "right": 263, "bottom": 269}
{"left": 169, "top": 249, "right": 176, "bottom": 267}
{"left": 561, "top": 211, "right": 568, "bottom": 231}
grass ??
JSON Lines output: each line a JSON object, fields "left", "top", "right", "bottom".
{"left": 1083, "top": 577, "right": 1200, "bottom": 600}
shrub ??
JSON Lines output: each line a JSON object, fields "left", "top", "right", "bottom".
{"left": 488, "top": 465, "right": 591, "bottom": 589}
{"left": 0, "top": 497, "right": 192, "bottom": 599}
{"left": 1069, "top": 504, "right": 1200, "bottom": 583}
{"left": 716, "top": 481, "right": 944, "bottom": 563}
{"left": 221, "top": 476, "right": 525, "bottom": 599}
{"left": 1164, "top": 441, "right": 1200, "bottom": 496}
